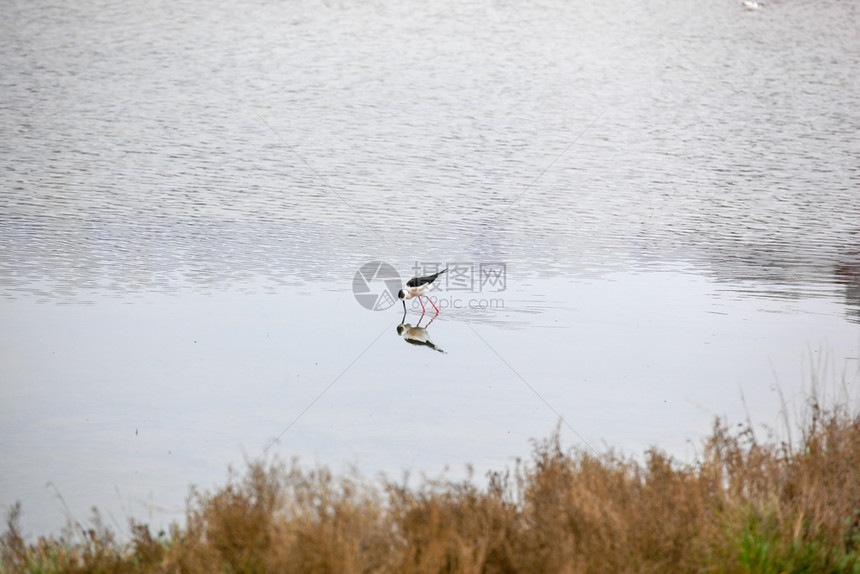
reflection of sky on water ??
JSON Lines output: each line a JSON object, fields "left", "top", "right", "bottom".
{"left": 2, "top": 270, "right": 858, "bottom": 536}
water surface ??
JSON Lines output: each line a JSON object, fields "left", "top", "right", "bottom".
{"left": 1, "top": 0, "right": 859, "bottom": 536}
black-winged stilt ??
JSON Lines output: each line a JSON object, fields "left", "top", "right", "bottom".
{"left": 398, "top": 268, "right": 447, "bottom": 313}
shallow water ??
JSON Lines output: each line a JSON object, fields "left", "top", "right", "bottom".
{"left": 1, "top": 0, "right": 859, "bottom": 537}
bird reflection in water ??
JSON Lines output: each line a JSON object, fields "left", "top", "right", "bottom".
{"left": 396, "top": 310, "right": 445, "bottom": 353}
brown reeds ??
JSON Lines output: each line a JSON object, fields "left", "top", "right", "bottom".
{"left": 3, "top": 389, "right": 859, "bottom": 574}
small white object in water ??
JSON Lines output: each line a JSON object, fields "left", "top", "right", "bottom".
{"left": 740, "top": 0, "right": 763, "bottom": 10}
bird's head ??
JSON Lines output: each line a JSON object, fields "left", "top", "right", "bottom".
{"left": 397, "top": 289, "right": 406, "bottom": 300}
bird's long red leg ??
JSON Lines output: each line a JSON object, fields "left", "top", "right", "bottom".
{"left": 428, "top": 296, "right": 439, "bottom": 313}
{"left": 418, "top": 297, "right": 426, "bottom": 312}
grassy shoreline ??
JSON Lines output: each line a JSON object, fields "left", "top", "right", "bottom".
{"left": 3, "top": 390, "right": 859, "bottom": 573}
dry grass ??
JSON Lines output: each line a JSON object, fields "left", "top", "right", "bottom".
{"left": 3, "top": 389, "right": 860, "bottom": 574}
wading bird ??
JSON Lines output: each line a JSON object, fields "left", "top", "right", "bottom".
{"left": 398, "top": 268, "right": 447, "bottom": 313}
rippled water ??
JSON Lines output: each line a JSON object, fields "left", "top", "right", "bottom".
{"left": 2, "top": 0, "right": 859, "bottom": 536}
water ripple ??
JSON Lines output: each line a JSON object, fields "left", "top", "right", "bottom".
{"left": 1, "top": 0, "right": 858, "bottom": 319}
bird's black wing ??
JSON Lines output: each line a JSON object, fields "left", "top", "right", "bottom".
{"left": 406, "top": 268, "right": 448, "bottom": 287}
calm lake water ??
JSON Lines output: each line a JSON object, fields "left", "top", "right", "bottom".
{"left": 2, "top": 0, "right": 859, "bottom": 537}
